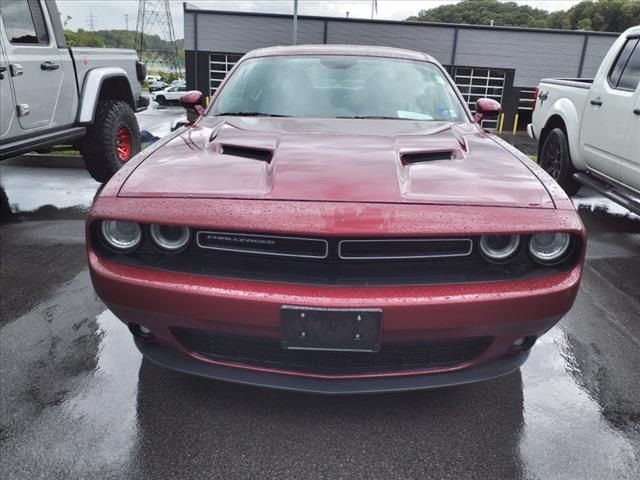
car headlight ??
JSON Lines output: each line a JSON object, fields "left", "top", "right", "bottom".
{"left": 101, "top": 220, "right": 142, "bottom": 251}
{"left": 529, "top": 233, "right": 571, "bottom": 264}
{"left": 149, "top": 224, "right": 191, "bottom": 251}
{"left": 479, "top": 234, "right": 521, "bottom": 262}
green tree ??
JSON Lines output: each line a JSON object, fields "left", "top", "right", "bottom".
{"left": 407, "top": 0, "right": 640, "bottom": 32}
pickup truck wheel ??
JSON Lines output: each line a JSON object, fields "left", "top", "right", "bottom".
{"left": 540, "top": 128, "right": 580, "bottom": 196}
{"left": 81, "top": 100, "right": 141, "bottom": 183}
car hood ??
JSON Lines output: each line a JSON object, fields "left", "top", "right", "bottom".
{"left": 119, "top": 117, "right": 552, "bottom": 208}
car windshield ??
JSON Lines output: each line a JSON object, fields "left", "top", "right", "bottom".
{"left": 211, "top": 55, "right": 467, "bottom": 121}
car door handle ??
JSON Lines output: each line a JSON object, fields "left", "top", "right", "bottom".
{"left": 40, "top": 61, "right": 60, "bottom": 71}
{"left": 634, "top": 109, "right": 640, "bottom": 115}
{"left": 590, "top": 99, "right": 603, "bottom": 106}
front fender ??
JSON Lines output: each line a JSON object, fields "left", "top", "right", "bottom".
{"left": 77, "top": 67, "right": 134, "bottom": 124}
{"left": 544, "top": 98, "right": 585, "bottom": 170}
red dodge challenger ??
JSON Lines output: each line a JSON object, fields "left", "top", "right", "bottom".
{"left": 87, "top": 45, "right": 586, "bottom": 394}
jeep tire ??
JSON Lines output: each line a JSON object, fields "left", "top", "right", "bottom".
{"left": 81, "top": 100, "right": 141, "bottom": 183}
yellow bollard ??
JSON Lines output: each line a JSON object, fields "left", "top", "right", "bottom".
{"left": 512, "top": 113, "right": 519, "bottom": 135}
{"left": 498, "top": 113, "right": 505, "bottom": 134}
{"left": 205, "top": 96, "right": 210, "bottom": 107}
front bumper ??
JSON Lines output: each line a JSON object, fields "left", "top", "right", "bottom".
{"left": 137, "top": 338, "right": 529, "bottom": 394}
{"left": 90, "top": 251, "right": 581, "bottom": 392}
{"left": 527, "top": 123, "right": 537, "bottom": 141}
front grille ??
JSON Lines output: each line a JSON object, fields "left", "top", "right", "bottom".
{"left": 339, "top": 238, "right": 472, "bottom": 259}
{"left": 92, "top": 226, "right": 581, "bottom": 286}
{"left": 172, "top": 328, "right": 493, "bottom": 375}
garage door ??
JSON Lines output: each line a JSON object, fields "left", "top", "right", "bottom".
{"left": 209, "top": 52, "right": 243, "bottom": 96}
{"left": 453, "top": 67, "right": 505, "bottom": 129}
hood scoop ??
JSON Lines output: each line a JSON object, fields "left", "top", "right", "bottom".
{"left": 401, "top": 150, "right": 456, "bottom": 165}
{"left": 220, "top": 144, "right": 274, "bottom": 162}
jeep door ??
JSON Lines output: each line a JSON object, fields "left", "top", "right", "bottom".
{"left": 0, "top": 0, "right": 73, "bottom": 131}
{"left": 0, "top": 31, "right": 16, "bottom": 139}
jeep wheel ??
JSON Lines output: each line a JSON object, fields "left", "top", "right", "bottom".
{"left": 540, "top": 128, "right": 580, "bottom": 196}
{"left": 156, "top": 95, "right": 166, "bottom": 105}
{"left": 81, "top": 100, "right": 141, "bottom": 183}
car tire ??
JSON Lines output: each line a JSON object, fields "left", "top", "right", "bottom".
{"left": 539, "top": 128, "right": 580, "bottom": 196}
{"left": 156, "top": 95, "right": 166, "bottom": 105}
{"left": 80, "top": 100, "right": 141, "bottom": 183}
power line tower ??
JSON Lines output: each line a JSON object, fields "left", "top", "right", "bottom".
{"left": 135, "top": 0, "right": 182, "bottom": 77}
{"left": 86, "top": 11, "right": 97, "bottom": 32}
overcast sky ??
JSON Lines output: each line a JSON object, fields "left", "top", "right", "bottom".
{"left": 57, "top": 0, "right": 583, "bottom": 37}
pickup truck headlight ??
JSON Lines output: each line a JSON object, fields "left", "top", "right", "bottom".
{"left": 479, "top": 235, "right": 521, "bottom": 262}
{"left": 528, "top": 233, "right": 571, "bottom": 265}
{"left": 150, "top": 224, "right": 191, "bottom": 251}
{"left": 101, "top": 220, "right": 142, "bottom": 251}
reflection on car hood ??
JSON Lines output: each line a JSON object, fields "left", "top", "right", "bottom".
{"left": 119, "top": 117, "right": 553, "bottom": 208}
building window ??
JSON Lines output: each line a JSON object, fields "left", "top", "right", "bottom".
{"left": 454, "top": 67, "right": 505, "bottom": 129}
{"left": 209, "top": 52, "right": 243, "bottom": 96}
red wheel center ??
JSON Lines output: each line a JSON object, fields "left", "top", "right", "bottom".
{"left": 116, "top": 125, "right": 132, "bottom": 161}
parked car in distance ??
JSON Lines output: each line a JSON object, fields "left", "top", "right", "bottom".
{"left": 170, "top": 78, "right": 185, "bottom": 87}
{"left": 152, "top": 84, "right": 187, "bottom": 105}
{"left": 145, "top": 74, "right": 162, "bottom": 83}
{"left": 529, "top": 25, "right": 640, "bottom": 215}
{"left": 0, "top": 0, "right": 148, "bottom": 182}
{"left": 88, "top": 45, "right": 586, "bottom": 394}
{"left": 148, "top": 80, "right": 168, "bottom": 92}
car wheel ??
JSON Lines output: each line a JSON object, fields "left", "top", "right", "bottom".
{"left": 539, "top": 127, "right": 580, "bottom": 196}
{"left": 156, "top": 95, "right": 166, "bottom": 105}
{"left": 80, "top": 100, "right": 141, "bottom": 183}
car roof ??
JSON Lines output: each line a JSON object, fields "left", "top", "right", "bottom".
{"left": 245, "top": 44, "right": 436, "bottom": 63}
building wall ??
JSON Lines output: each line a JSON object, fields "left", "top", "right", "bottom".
{"left": 184, "top": 9, "right": 619, "bottom": 129}
{"left": 325, "top": 21, "right": 455, "bottom": 66}
{"left": 185, "top": 10, "right": 618, "bottom": 87}
{"left": 185, "top": 12, "right": 325, "bottom": 52}
{"left": 582, "top": 35, "right": 618, "bottom": 77}
{"left": 454, "top": 29, "right": 587, "bottom": 86}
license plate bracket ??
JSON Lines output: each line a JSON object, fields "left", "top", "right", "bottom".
{"left": 281, "top": 306, "right": 382, "bottom": 352}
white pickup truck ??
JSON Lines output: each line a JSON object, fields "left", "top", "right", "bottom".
{"left": 0, "top": 0, "right": 148, "bottom": 182}
{"left": 529, "top": 26, "right": 640, "bottom": 215}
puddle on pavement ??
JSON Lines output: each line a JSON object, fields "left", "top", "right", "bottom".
{"left": 519, "top": 327, "right": 638, "bottom": 479}
{"left": 0, "top": 165, "right": 99, "bottom": 219}
{"left": 57, "top": 310, "right": 142, "bottom": 469}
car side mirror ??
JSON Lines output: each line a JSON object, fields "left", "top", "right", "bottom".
{"left": 474, "top": 98, "right": 501, "bottom": 123}
{"left": 180, "top": 90, "right": 205, "bottom": 120}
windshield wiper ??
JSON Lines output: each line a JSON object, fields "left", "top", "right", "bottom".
{"left": 215, "top": 112, "right": 291, "bottom": 117}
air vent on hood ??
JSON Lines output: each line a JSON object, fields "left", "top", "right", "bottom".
{"left": 401, "top": 150, "right": 454, "bottom": 164}
{"left": 221, "top": 144, "right": 273, "bottom": 162}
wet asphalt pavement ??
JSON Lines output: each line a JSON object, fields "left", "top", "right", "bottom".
{"left": 1, "top": 106, "right": 639, "bottom": 479}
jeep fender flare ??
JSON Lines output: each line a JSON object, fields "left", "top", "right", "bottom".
{"left": 77, "top": 67, "right": 135, "bottom": 124}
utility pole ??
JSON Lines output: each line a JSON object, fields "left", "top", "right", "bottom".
{"left": 371, "top": 0, "right": 378, "bottom": 20}
{"left": 292, "top": 0, "right": 298, "bottom": 45}
{"left": 136, "top": 0, "right": 183, "bottom": 77}
{"left": 125, "top": 14, "right": 129, "bottom": 31}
